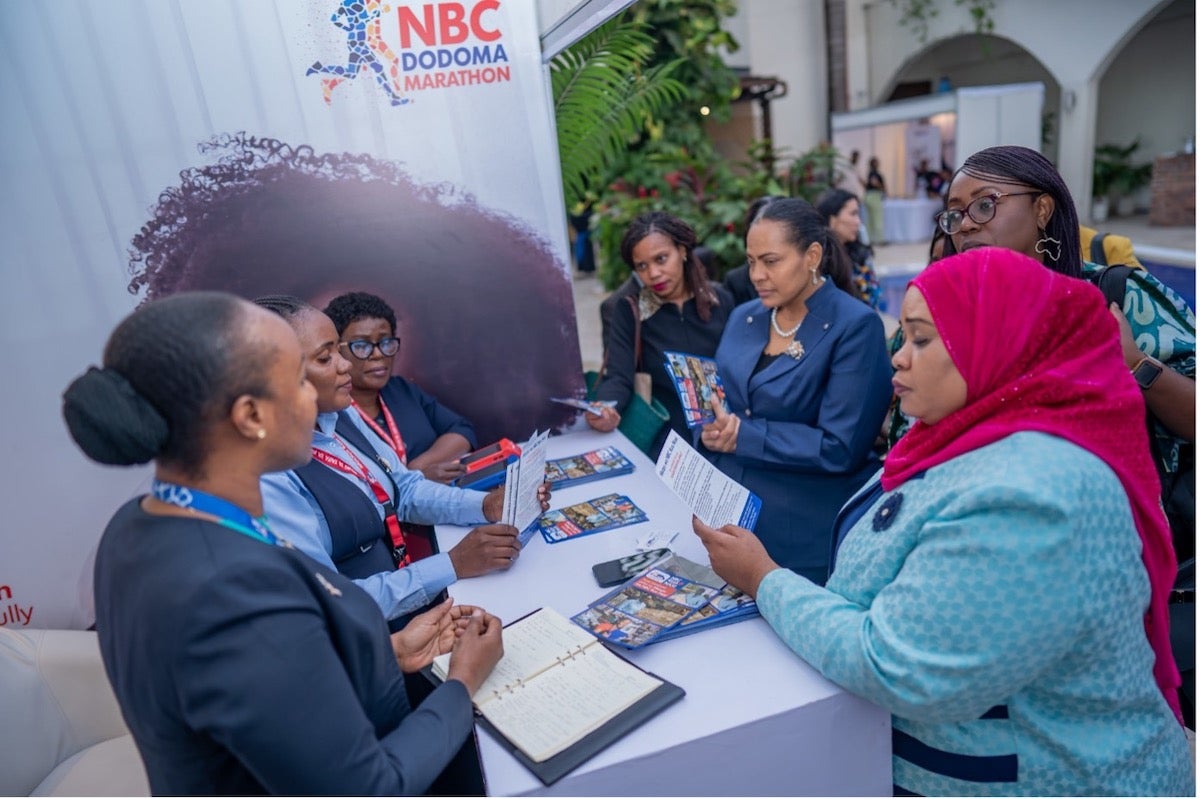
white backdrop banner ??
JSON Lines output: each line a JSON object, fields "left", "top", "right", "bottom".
{"left": 0, "top": 0, "right": 582, "bottom": 629}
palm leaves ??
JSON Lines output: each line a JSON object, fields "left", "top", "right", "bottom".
{"left": 551, "top": 16, "right": 686, "bottom": 209}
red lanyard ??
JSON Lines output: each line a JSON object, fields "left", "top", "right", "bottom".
{"left": 311, "top": 436, "right": 410, "bottom": 566}
{"left": 352, "top": 399, "right": 407, "bottom": 465}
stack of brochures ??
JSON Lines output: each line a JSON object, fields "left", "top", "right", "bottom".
{"left": 543, "top": 446, "right": 635, "bottom": 490}
{"left": 537, "top": 492, "right": 648, "bottom": 544}
{"left": 571, "top": 553, "right": 758, "bottom": 648}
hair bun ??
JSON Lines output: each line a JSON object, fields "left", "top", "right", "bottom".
{"left": 62, "top": 367, "right": 169, "bottom": 465}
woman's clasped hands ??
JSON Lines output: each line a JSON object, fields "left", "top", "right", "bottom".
{"left": 390, "top": 597, "right": 504, "bottom": 695}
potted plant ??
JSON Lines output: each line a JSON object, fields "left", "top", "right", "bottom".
{"left": 1093, "top": 139, "right": 1152, "bottom": 220}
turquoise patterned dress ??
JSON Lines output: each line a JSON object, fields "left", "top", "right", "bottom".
{"left": 757, "top": 432, "right": 1194, "bottom": 795}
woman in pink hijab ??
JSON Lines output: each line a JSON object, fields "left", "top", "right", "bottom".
{"left": 694, "top": 247, "right": 1191, "bottom": 795}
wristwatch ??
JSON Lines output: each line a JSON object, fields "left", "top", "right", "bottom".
{"left": 1131, "top": 356, "right": 1165, "bottom": 390}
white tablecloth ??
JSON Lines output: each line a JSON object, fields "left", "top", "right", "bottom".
{"left": 436, "top": 428, "right": 892, "bottom": 796}
{"left": 882, "top": 197, "right": 943, "bottom": 244}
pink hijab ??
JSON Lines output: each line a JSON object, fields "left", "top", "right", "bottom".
{"left": 884, "top": 247, "right": 1181, "bottom": 722}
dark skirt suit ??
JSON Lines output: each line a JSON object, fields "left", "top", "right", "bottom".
{"left": 705, "top": 284, "right": 893, "bottom": 583}
{"left": 594, "top": 282, "right": 734, "bottom": 458}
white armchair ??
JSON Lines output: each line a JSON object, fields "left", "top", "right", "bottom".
{"left": 0, "top": 627, "right": 149, "bottom": 796}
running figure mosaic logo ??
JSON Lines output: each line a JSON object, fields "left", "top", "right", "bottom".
{"left": 309, "top": 1, "right": 511, "bottom": 102}
{"left": 308, "top": 0, "right": 409, "bottom": 106}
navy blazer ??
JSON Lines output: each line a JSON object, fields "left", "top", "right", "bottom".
{"left": 94, "top": 500, "right": 473, "bottom": 795}
{"left": 380, "top": 376, "right": 477, "bottom": 460}
{"left": 706, "top": 284, "right": 892, "bottom": 582}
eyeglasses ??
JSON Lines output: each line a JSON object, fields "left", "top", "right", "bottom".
{"left": 934, "top": 191, "right": 1043, "bottom": 235}
{"left": 341, "top": 337, "right": 400, "bottom": 359}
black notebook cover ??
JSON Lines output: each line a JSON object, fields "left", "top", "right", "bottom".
{"left": 423, "top": 610, "right": 685, "bottom": 786}
{"left": 475, "top": 672, "right": 684, "bottom": 785}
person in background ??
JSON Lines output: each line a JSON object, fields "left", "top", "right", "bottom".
{"left": 835, "top": 149, "right": 865, "bottom": 197}
{"left": 64, "top": 291, "right": 503, "bottom": 795}
{"left": 324, "top": 291, "right": 476, "bottom": 485}
{"left": 698, "top": 198, "right": 892, "bottom": 584}
{"left": 587, "top": 212, "right": 735, "bottom": 458}
{"left": 864, "top": 156, "right": 887, "bottom": 244}
{"left": 255, "top": 295, "right": 531, "bottom": 632}
{"left": 695, "top": 248, "right": 1192, "bottom": 795}
{"left": 816, "top": 188, "right": 882, "bottom": 309}
{"left": 1079, "top": 225, "right": 1143, "bottom": 268}
{"left": 695, "top": 245, "right": 720, "bottom": 281}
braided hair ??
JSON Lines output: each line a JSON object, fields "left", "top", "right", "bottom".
{"left": 750, "top": 198, "right": 855, "bottom": 295}
{"left": 62, "top": 292, "right": 271, "bottom": 475}
{"left": 955, "top": 146, "right": 1083, "bottom": 278}
{"left": 323, "top": 291, "right": 398, "bottom": 336}
{"left": 252, "top": 294, "right": 316, "bottom": 321}
{"left": 620, "top": 211, "right": 719, "bottom": 322}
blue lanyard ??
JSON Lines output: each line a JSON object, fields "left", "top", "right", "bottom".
{"left": 151, "top": 480, "right": 280, "bottom": 546}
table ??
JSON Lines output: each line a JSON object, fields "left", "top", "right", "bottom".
{"left": 881, "top": 197, "right": 943, "bottom": 244}
{"left": 436, "top": 429, "right": 891, "bottom": 796}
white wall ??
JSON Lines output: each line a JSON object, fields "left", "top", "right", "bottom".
{"left": 856, "top": 0, "right": 1164, "bottom": 99}
{"left": 848, "top": 0, "right": 1179, "bottom": 218}
{"left": 739, "top": 1, "right": 830, "bottom": 158}
{"left": 1096, "top": 0, "right": 1195, "bottom": 161}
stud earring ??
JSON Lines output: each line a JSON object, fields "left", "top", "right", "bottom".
{"left": 1034, "top": 228, "right": 1061, "bottom": 263}
{"left": 256, "top": 429, "right": 267, "bottom": 440}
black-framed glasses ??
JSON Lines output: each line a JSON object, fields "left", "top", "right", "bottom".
{"left": 934, "top": 191, "right": 1043, "bottom": 235}
{"left": 341, "top": 337, "right": 400, "bottom": 359}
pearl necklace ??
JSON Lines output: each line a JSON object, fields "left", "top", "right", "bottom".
{"left": 769, "top": 308, "right": 806, "bottom": 360}
{"left": 770, "top": 308, "right": 801, "bottom": 338}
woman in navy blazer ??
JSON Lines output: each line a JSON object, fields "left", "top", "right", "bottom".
{"left": 700, "top": 198, "right": 892, "bottom": 583}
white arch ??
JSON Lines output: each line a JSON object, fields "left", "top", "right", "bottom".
{"left": 850, "top": 0, "right": 1182, "bottom": 220}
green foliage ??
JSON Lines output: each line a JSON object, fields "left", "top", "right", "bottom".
{"left": 591, "top": 136, "right": 785, "bottom": 288}
{"left": 1093, "top": 139, "right": 1153, "bottom": 199}
{"left": 626, "top": 0, "right": 741, "bottom": 123}
{"left": 551, "top": 17, "right": 687, "bottom": 210}
{"left": 557, "top": 0, "right": 861, "bottom": 291}
{"left": 590, "top": 138, "right": 853, "bottom": 290}
{"left": 573, "top": 0, "right": 749, "bottom": 287}
{"left": 887, "top": 0, "right": 995, "bottom": 43}
{"left": 782, "top": 142, "right": 848, "bottom": 203}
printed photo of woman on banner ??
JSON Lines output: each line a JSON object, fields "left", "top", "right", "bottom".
{"left": 127, "top": 132, "right": 582, "bottom": 443}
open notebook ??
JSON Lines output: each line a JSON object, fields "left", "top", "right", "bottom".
{"left": 430, "top": 607, "right": 683, "bottom": 784}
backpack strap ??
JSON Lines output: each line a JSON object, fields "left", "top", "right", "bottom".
{"left": 1090, "top": 264, "right": 1134, "bottom": 309}
{"left": 1090, "top": 232, "right": 1110, "bottom": 266}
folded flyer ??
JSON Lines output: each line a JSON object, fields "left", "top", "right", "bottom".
{"left": 571, "top": 553, "right": 757, "bottom": 648}
{"left": 501, "top": 429, "right": 550, "bottom": 545}
{"left": 654, "top": 429, "right": 762, "bottom": 530}
{"left": 537, "top": 492, "right": 648, "bottom": 544}
{"left": 544, "top": 446, "right": 635, "bottom": 490}
{"left": 662, "top": 351, "right": 727, "bottom": 428}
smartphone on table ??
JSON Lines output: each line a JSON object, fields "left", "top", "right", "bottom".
{"left": 591, "top": 548, "right": 672, "bottom": 588}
